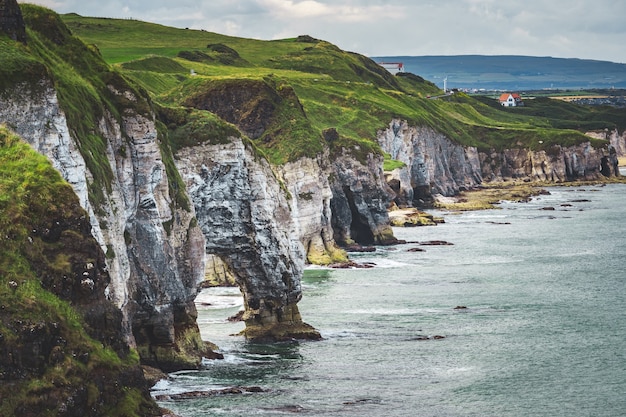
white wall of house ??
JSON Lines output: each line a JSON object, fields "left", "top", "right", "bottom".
{"left": 501, "top": 95, "right": 519, "bottom": 107}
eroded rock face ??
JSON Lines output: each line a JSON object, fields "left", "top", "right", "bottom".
{"left": 379, "top": 119, "right": 621, "bottom": 206}
{"left": 330, "top": 148, "right": 397, "bottom": 246}
{"left": 587, "top": 128, "right": 626, "bottom": 155}
{"left": 378, "top": 120, "right": 483, "bottom": 204}
{"left": 479, "top": 143, "right": 611, "bottom": 182}
{"left": 175, "top": 138, "right": 320, "bottom": 341}
{"left": 608, "top": 129, "right": 626, "bottom": 157}
{"left": 0, "top": 80, "right": 208, "bottom": 371}
{"left": 277, "top": 153, "right": 347, "bottom": 265}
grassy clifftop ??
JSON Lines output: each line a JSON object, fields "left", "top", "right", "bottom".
{"left": 61, "top": 14, "right": 621, "bottom": 165}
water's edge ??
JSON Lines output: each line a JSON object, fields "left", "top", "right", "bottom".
{"left": 155, "top": 184, "right": 626, "bottom": 417}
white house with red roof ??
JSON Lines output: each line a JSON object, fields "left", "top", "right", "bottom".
{"left": 499, "top": 93, "right": 524, "bottom": 107}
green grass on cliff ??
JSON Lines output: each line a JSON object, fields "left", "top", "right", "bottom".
{"left": 60, "top": 13, "right": 617, "bottom": 165}
{"left": 0, "top": 35, "right": 48, "bottom": 92}
{"left": 473, "top": 95, "right": 626, "bottom": 132}
{"left": 1, "top": 5, "right": 191, "bottom": 215}
{"left": 0, "top": 126, "right": 157, "bottom": 417}
{"left": 1, "top": 5, "right": 616, "bottom": 182}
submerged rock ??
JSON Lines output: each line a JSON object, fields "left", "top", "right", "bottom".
{"left": 329, "top": 261, "right": 377, "bottom": 269}
{"left": 154, "top": 386, "right": 267, "bottom": 401}
{"left": 418, "top": 240, "right": 454, "bottom": 246}
{"left": 408, "top": 247, "right": 426, "bottom": 252}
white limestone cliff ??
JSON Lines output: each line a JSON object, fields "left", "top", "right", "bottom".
{"left": 277, "top": 153, "right": 346, "bottom": 264}
{"left": 174, "top": 138, "right": 320, "bottom": 340}
{"left": 378, "top": 119, "right": 482, "bottom": 204}
{"left": 0, "top": 79, "right": 207, "bottom": 370}
{"left": 378, "top": 119, "right": 621, "bottom": 206}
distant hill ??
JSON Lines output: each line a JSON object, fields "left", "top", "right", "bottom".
{"left": 372, "top": 55, "right": 626, "bottom": 91}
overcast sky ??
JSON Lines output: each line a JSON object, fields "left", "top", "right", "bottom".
{"left": 24, "top": 0, "right": 626, "bottom": 63}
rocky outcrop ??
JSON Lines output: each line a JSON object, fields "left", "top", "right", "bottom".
{"left": 0, "top": 0, "right": 26, "bottom": 43}
{"left": 329, "top": 144, "right": 397, "bottom": 246}
{"left": 182, "top": 78, "right": 294, "bottom": 140}
{"left": 378, "top": 119, "right": 621, "bottom": 206}
{"left": 378, "top": 120, "right": 482, "bottom": 205}
{"left": 0, "top": 79, "right": 209, "bottom": 371}
{"left": 174, "top": 138, "right": 320, "bottom": 341}
{"left": 277, "top": 153, "right": 347, "bottom": 265}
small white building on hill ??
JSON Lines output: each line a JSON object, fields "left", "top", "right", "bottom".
{"left": 378, "top": 62, "right": 405, "bottom": 75}
{"left": 499, "top": 93, "right": 524, "bottom": 107}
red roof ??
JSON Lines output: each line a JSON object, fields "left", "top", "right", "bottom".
{"left": 499, "top": 93, "right": 522, "bottom": 102}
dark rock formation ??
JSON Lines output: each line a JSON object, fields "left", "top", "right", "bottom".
{"left": 408, "top": 247, "right": 426, "bottom": 252}
{"left": 183, "top": 78, "right": 301, "bottom": 140}
{"left": 418, "top": 240, "right": 454, "bottom": 246}
{"left": 155, "top": 386, "right": 267, "bottom": 401}
{"left": 0, "top": 0, "right": 26, "bottom": 43}
{"left": 330, "top": 146, "right": 397, "bottom": 246}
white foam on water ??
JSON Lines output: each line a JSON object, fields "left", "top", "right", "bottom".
{"left": 195, "top": 287, "right": 243, "bottom": 310}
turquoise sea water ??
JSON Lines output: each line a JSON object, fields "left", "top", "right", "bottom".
{"left": 154, "top": 184, "right": 626, "bottom": 417}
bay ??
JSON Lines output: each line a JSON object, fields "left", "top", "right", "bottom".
{"left": 154, "top": 184, "right": 626, "bottom": 417}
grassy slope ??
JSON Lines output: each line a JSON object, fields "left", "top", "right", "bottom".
{"left": 1, "top": 5, "right": 193, "bottom": 216}
{"left": 62, "top": 14, "right": 615, "bottom": 165}
{"left": 0, "top": 126, "right": 157, "bottom": 417}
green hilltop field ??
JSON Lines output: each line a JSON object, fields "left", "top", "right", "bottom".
{"left": 58, "top": 13, "right": 626, "bottom": 165}
{"left": 1, "top": 5, "right": 624, "bottom": 170}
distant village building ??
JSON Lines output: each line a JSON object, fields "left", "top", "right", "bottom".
{"left": 378, "top": 62, "right": 405, "bottom": 75}
{"left": 499, "top": 93, "right": 524, "bottom": 107}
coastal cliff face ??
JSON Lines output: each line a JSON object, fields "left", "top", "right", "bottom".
{"left": 175, "top": 73, "right": 393, "bottom": 253}
{"left": 329, "top": 146, "right": 397, "bottom": 246}
{"left": 379, "top": 119, "right": 620, "bottom": 206}
{"left": 0, "top": 79, "right": 209, "bottom": 371}
{"left": 608, "top": 129, "right": 626, "bottom": 156}
{"left": 277, "top": 154, "right": 347, "bottom": 264}
{"left": 378, "top": 119, "right": 483, "bottom": 204}
{"left": 174, "top": 138, "right": 320, "bottom": 341}
{"left": 0, "top": 126, "right": 160, "bottom": 417}
{"left": 479, "top": 143, "right": 610, "bottom": 182}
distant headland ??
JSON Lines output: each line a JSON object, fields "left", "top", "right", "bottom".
{"left": 373, "top": 55, "right": 626, "bottom": 91}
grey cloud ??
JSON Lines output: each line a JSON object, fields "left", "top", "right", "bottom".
{"left": 21, "top": 0, "right": 626, "bottom": 62}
